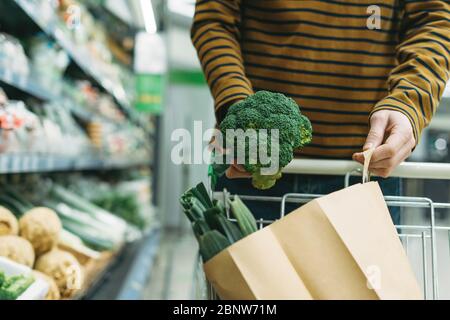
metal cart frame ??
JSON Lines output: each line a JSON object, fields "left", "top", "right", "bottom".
{"left": 196, "top": 159, "right": 450, "bottom": 300}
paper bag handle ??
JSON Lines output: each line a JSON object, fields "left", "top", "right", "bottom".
{"left": 362, "top": 147, "right": 375, "bottom": 184}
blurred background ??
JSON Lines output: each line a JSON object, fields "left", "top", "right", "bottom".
{"left": 0, "top": 0, "right": 449, "bottom": 300}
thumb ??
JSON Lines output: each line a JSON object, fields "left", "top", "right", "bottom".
{"left": 364, "top": 112, "right": 389, "bottom": 150}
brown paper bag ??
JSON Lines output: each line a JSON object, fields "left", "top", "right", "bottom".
{"left": 204, "top": 182, "right": 422, "bottom": 300}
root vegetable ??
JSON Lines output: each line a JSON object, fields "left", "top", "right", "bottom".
{"left": 32, "top": 270, "right": 60, "bottom": 300}
{"left": 0, "top": 207, "right": 18, "bottom": 236}
{"left": 0, "top": 235, "right": 35, "bottom": 267}
{"left": 19, "top": 207, "right": 62, "bottom": 256}
{"left": 35, "top": 249, "right": 84, "bottom": 299}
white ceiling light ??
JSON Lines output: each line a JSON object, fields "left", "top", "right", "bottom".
{"left": 140, "top": 0, "right": 157, "bottom": 33}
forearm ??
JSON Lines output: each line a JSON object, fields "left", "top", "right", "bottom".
{"left": 191, "top": 0, "right": 253, "bottom": 122}
{"left": 372, "top": 0, "right": 450, "bottom": 143}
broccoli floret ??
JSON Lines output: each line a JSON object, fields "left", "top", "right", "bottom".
{"left": 219, "top": 91, "right": 312, "bottom": 190}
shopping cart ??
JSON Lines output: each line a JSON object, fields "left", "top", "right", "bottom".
{"left": 193, "top": 159, "right": 450, "bottom": 300}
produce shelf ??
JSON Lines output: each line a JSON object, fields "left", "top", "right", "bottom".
{"left": 0, "top": 1, "right": 159, "bottom": 303}
{"left": 73, "top": 245, "right": 127, "bottom": 300}
{"left": 0, "top": 68, "right": 134, "bottom": 126}
{"left": 82, "top": 228, "right": 161, "bottom": 300}
{"left": 116, "top": 228, "right": 161, "bottom": 300}
{"left": 0, "top": 69, "right": 54, "bottom": 101}
{"left": 12, "top": 0, "right": 148, "bottom": 131}
{"left": 0, "top": 154, "right": 151, "bottom": 174}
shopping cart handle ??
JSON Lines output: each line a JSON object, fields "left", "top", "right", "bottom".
{"left": 283, "top": 159, "right": 450, "bottom": 180}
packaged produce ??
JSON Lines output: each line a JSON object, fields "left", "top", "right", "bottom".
{"left": 0, "top": 33, "right": 30, "bottom": 78}
{"left": 0, "top": 270, "right": 34, "bottom": 300}
{"left": 0, "top": 100, "right": 43, "bottom": 154}
{"left": 0, "top": 207, "right": 19, "bottom": 236}
{"left": 19, "top": 207, "right": 62, "bottom": 256}
{"left": 50, "top": 185, "right": 128, "bottom": 245}
{"left": 0, "top": 257, "right": 49, "bottom": 300}
{"left": 28, "top": 36, "right": 70, "bottom": 94}
{"left": 0, "top": 235, "right": 35, "bottom": 268}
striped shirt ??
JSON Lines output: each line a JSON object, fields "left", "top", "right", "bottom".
{"left": 191, "top": 0, "right": 450, "bottom": 159}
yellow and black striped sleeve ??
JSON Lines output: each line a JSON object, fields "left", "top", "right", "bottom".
{"left": 191, "top": 0, "right": 253, "bottom": 122}
{"left": 371, "top": 0, "right": 450, "bottom": 142}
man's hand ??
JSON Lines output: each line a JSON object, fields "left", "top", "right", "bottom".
{"left": 210, "top": 135, "right": 251, "bottom": 179}
{"left": 226, "top": 163, "right": 252, "bottom": 179}
{"left": 353, "top": 110, "right": 416, "bottom": 178}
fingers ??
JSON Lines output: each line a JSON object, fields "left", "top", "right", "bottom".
{"left": 369, "top": 131, "right": 415, "bottom": 177}
{"left": 354, "top": 110, "right": 416, "bottom": 177}
{"left": 364, "top": 112, "right": 389, "bottom": 150}
{"left": 369, "top": 143, "right": 412, "bottom": 178}
{"left": 371, "top": 136, "right": 408, "bottom": 163}
{"left": 226, "top": 164, "right": 252, "bottom": 179}
{"left": 353, "top": 111, "right": 389, "bottom": 164}
{"left": 370, "top": 139, "right": 401, "bottom": 163}
{"left": 352, "top": 152, "right": 365, "bottom": 165}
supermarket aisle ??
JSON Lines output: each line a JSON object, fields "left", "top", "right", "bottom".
{"left": 0, "top": 0, "right": 159, "bottom": 300}
{"left": 143, "top": 231, "right": 198, "bottom": 300}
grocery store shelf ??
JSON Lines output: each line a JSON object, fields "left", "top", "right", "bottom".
{"left": 116, "top": 228, "right": 161, "bottom": 300}
{"left": 12, "top": 0, "right": 148, "bottom": 130}
{"left": 0, "top": 154, "right": 151, "bottom": 174}
{"left": 73, "top": 245, "right": 126, "bottom": 300}
{"left": 83, "top": 228, "right": 161, "bottom": 300}
{"left": 14, "top": 0, "right": 126, "bottom": 105}
{"left": 0, "top": 69, "right": 54, "bottom": 101}
{"left": 0, "top": 68, "right": 111, "bottom": 123}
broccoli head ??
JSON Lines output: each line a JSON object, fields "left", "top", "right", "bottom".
{"left": 219, "top": 90, "right": 312, "bottom": 190}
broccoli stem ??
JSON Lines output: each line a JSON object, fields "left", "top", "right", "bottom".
{"left": 252, "top": 170, "right": 283, "bottom": 190}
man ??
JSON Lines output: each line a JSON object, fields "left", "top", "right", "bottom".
{"left": 191, "top": 0, "right": 450, "bottom": 222}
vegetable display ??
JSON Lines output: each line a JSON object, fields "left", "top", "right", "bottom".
{"left": 219, "top": 90, "right": 312, "bottom": 189}
{"left": 0, "top": 188, "right": 34, "bottom": 217}
{"left": 49, "top": 185, "right": 128, "bottom": 249}
{"left": 0, "top": 271, "right": 35, "bottom": 300}
{"left": 35, "top": 249, "right": 84, "bottom": 299}
{"left": 0, "top": 236, "right": 35, "bottom": 268}
{"left": 0, "top": 207, "right": 19, "bottom": 236}
{"left": 32, "top": 270, "right": 60, "bottom": 300}
{"left": 92, "top": 192, "right": 145, "bottom": 229}
{"left": 181, "top": 183, "right": 258, "bottom": 262}
{"left": 19, "top": 208, "right": 62, "bottom": 256}
{"left": 0, "top": 176, "right": 150, "bottom": 300}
